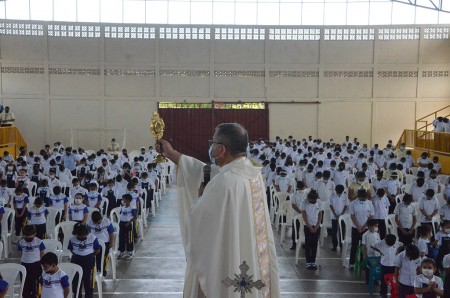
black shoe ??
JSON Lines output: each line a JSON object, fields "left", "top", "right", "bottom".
{"left": 103, "top": 271, "right": 107, "bottom": 277}
{"left": 289, "top": 244, "right": 296, "bottom": 250}
{"left": 311, "top": 263, "right": 318, "bottom": 270}
{"left": 331, "top": 247, "right": 337, "bottom": 251}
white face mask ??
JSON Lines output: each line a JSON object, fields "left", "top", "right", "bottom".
{"left": 444, "top": 228, "right": 450, "bottom": 234}
{"left": 422, "top": 269, "right": 434, "bottom": 278}
{"left": 74, "top": 199, "right": 83, "bottom": 205}
{"left": 373, "top": 227, "right": 379, "bottom": 233}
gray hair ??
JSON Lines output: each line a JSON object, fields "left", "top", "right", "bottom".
{"left": 215, "top": 123, "right": 248, "bottom": 156}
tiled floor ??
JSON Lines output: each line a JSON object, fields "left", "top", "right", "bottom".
{"left": 6, "top": 186, "right": 376, "bottom": 297}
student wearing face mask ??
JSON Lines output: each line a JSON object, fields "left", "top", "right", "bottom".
{"left": 39, "top": 252, "right": 70, "bottom": 298}
{"left": 362, "top": 219, "right": 381, "bottom": 284}
{"left": 329, "top": 184, "right": 349, "bottom": 251}
{"left": 333, "top": 162, "right": 349, "bottom": 189}
{"left": 118, "top": 194, "right": 137, "bottom": 260}
{"left": 300, "top": 190, "right": 323, "bottom": 270}
{"left": 394, "top": 194, "right": 417, "bottom": 246}
{"left": 70, "top": 178, "right": 88, "bottom": 198}
{"left": 68, "top": 223, "right": 100, "bottom": 298}
{"left": 348, "top": 172, "right": 372, "bottom": 201}
{"left": 348, "top": 189, "right": 375, "bottom": 270}
{"left": 419, "top": 189, "right": 440, "bottom": 240}
{"left": 86, "top": 211, "right": 115, "bottom": 277}
{"left": 412, "top": 177, "right": 429, "bottom": 203}
{"left": 371, "top": 234, "right": 403, "bottom": 298}
{"left": 435, "top": 220, "right": 450, "bottom": 272}
{"left": 68, "top": 193, "right": 89, "bottom": 224}
{"left": 18, "top": 225, "right": 45, "bottom": 298}
{"left": 414, "top": 258, "right": 444, "bottom": 298}
{"left": 290, "top": 181, "right": 307, "bottom": 250}
{"left": 426, "top": 170, "right": 441, "bottom": 194}
{"left": 440, "top": 195, "right": 450, "bottom": 221}
{"left": 26, "top": 198, "right": 48, "bottom": 239}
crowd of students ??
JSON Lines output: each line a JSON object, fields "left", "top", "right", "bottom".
{"left": 251, "top": 136, "right": 449, "bottom": 298}
{"left": 433, "top": 117, "right": 450, "bottom": 133}
{"left": 0, "top": 142, "right": 167, "bottom": 298}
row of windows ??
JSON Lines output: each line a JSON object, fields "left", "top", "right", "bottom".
{"left": 0, "top": 0, "right": 449, "bottom": 26}
{"left": 1, "top": 67, "right": 448, "bottom": 78}
{"left": 1, "top": 22, "right": 449, "bottom": 40}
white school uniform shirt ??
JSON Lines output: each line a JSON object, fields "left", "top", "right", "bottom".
{"left": 47, "top": 178, "right": 60, "bottom": 193}
{"left": 371, "top": 195, "right": 390, "bottom": 220}
{"left": 417, "top": 238, "right": 429, "bottom": 255}
{"left": 333, "top": 170, "right": 348, "bottom": 188}
{"left": 372, "top": 178, "right": 387, "bottom": 193}
{"left": 314, "top": 179, "right": 335, "bottom": 204}
{"left": 18, "top": 238, "right": 45, "bottom": 263}
{"left": 119, "top": 205, "right": 137, "bottom": 222}
{"left": 291, "top": 190, "right": 307, "bottom": 215}
{"left": 68, "top": 233, "right": 100, "bottom": 256}
{"left": 440, "top": 204, "right": 450, "bottom": 220}
{"left": 49, "top": 194, "right": 68, "bottom": 210}
{"left": 0, "top": 187, "right": 12, "bottom": 205}
{"left": 275, "top": 176, "right": 293, "bottom": 193}
{"left": 395, "top": 251, "right": 422, "bottom": 286}
{"left": 413, "top": 274, "right": 444, "bottom": 298}
{"left": 304, "top": 171, "right": 316, "bottom": 188}
{"left": 411, "top": 183, "right": 428, "bottom": 202}
{"left": 70, "top": 185, "right": 88, "bottom": 198}
{"left": 394, "top": 203, "right": 416, "bottom": 229}
{"left": 419, "top": 197, "right": 440, "bottom": 223}
{"left": 362, "top": 230, "right": 380, "bottom": 258}
{"left": 300, "top": 199, "right": 322, "bottom": 226}
{"left": 385, "top": 179, "right": 401, "bottom": 196}
{"left": 329, "top": 193, "right": 350, "bottom": 220}
{"left": 40, "top": 269, "right": 70, "bottom": 298}
{"left": 28, "top": 205, "right": 49, "bottom": 225}
{"left": 13, "top": 193, "right": 29, "bottom": 209}
{"left": 86, "top": 217, "right": 115, "bottom": 243}
{"left": 348, "top": 200, "right": 375, "bottom": 228}
{"left": 372, "top": 240, "right": 402, "bottom": 267}
{"left": 435, "top": 231, "right": 450, "bottom": 246}
{"left": 425, "top": 178, "right": 439, "bottom": 194}
{"left": 294, "top": 167, "right": 306, "bottom": 182}
{"left": 68, "top": 204, "right": 88, "bottom": 222}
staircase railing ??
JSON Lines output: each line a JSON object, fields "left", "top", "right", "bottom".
{"left": 0, "top": 127, "right": 27, "bottom": 159}
{"left": 396, "top": 129, "right": 450, "bottom": 154}
{"left": 415, "top": 105, "right": 450, "bottom": 131}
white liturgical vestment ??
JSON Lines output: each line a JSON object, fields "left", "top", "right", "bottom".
{"left": 176, "top": 155, "right": 280, "bottom": 298}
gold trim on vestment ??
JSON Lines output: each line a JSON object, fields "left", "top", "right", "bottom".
{"left": 250, "top": 177, "right": 271, "bottom": 297}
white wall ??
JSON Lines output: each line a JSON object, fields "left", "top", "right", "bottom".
{"left": 0, "top": 21, "right": 449, "bottom": 151}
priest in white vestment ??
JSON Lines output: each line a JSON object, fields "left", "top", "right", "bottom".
{"left": 158, "top": 123, "right": 280, "bottom": 298}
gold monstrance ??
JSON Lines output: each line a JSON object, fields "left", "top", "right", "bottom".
{"left": 150, "top": 111, "right": 168, "bottom": 163}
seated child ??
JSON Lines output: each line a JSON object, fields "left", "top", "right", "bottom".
{"left": 68, "top": 193, "right": 89, "bottom": 224}
{"left": 418, "top": 225, "right": 434, "bottom": 259}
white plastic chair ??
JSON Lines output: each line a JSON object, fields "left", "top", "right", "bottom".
{"left": 401, "top": 183, "right": 412, "bottom": 194}
{"left": 339, "top": 213, "right": 353, "bottom": 267}
{"left": 0, "top": 242, "right": 3, "bottom": 261}
{"left": 153, "top": 178, "right": 161, "bottom": 208}
{"left": 109, "top": 222, "right": 119, "bottom": 280}
{"left": 42, "top": 239, "right": 63, "bottom": 263}
{"left": 100, "top": 197, "right": 109, "bottom": 218}
{"left": 109, "top": 207, "right": 121, "bottom": 224}
{"left": 0, "top": 263, "right": 26, "bottom": 298}
{"left": 46, "top": 207, "right": 61, "bottom": 239}
{"left": 293, "top": 215, "right": 306, "bottom": 265}
{"left": 59, "top": 263, "right": 83, "bottom": 298}
{"left": 1, "top": 208, "right": 14, "bottom": 258}
{"left": 27, "top": 181, "right": 37, "bottom": 197}
{"left": 87, "top": 207, "right": 97, "bottom": 220}
{"left": 54, "top": 221, "right": 77, "bottom": 258}
{"left": 60, "top": 182, "right": 68, "bottom": 197}
{"left": 95, "top": 240, "right": 106, "bottom": 298}
{"left": 437, "top": 174, "right": 449, "bottom": 186}
{"left": 436, "top": 193, "right": 445, "bottom": 206}
{"left": 279, "top": 201, "right": 294, "bottom": 245}
{"left": 136, "top": 198, "right": 145, "bottom": 238}
{"left": 272, "top": 192, "right": 290, "bottom": 226}
{"left": 387, "top": 214, "right": 398, "bottom": 238}
{"left": 405, "top": 174, "right": 416, "bottom": 185}
{"left": 395, "top": 194, "right": 405, "bottom": 205}
{"left": 138, "top": 197, "right": 148, "bottom": 228}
